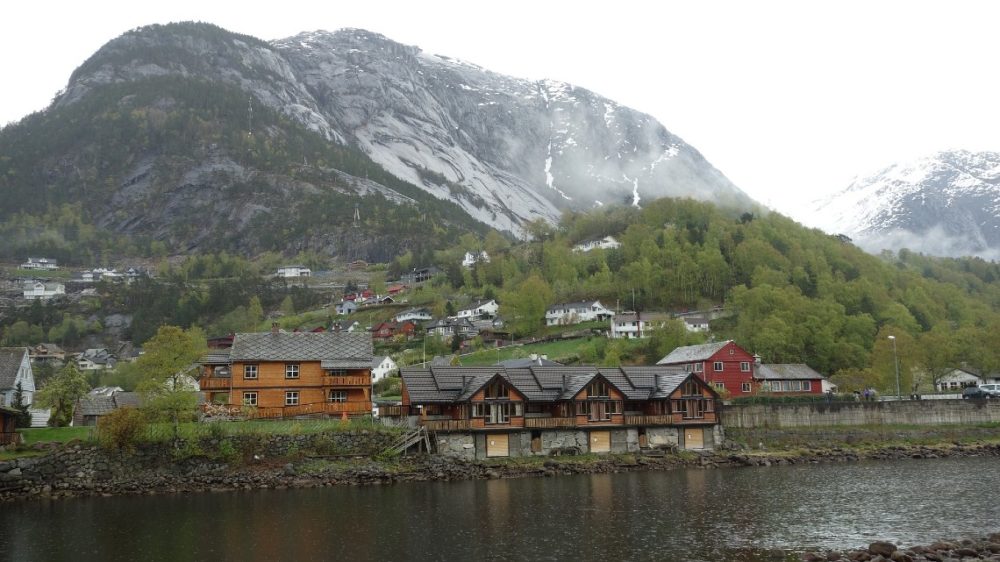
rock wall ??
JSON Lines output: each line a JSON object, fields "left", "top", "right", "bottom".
{"left": 721, "top": 399, "right": 1000, "bottom": 429}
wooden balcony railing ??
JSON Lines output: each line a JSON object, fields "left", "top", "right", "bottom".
{"left": 378, "top": 405, "right": 408, "bottom": 417}
{"left": 524, "top": 417, "right": 577, "bottom": 429}
{"left": 422, "top": 419, "right": 471, "bottom": 431}
{"left": 1, "top": 432, "right": 23, "bottom": 446}
{"left": 201, "top": 401, "right": 371, "bottom": 420}
{"left": 199, "top": 377, "right": 231, "bottom": 390}
{"left": 324, "top": 375, "right": 370, "bottom": 386}
{"left": 624, "top": 414, "right": 675, "bottom": 426}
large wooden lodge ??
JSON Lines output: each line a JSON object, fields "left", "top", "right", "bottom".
{"left": 383, "top": 365, "right": 722, "bottom": 459}
{"left": 198, "top": 328, "right": 374, "bottom": 419}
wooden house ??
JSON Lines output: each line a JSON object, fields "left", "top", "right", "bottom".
{"left": 389, "top": 365, "right": 721, "bottom": 459}
{"left": 657, "top": 340, "right": 756, "bottom": 397}
{"left": 198, "top": 327, "right": 373, "bottom": 419}
{"left": 0, "top": 406, "right": 22, "bottom": 446}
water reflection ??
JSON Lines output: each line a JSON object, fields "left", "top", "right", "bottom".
{"left": 2, "top": 458, "right": 999, "bottom": 562}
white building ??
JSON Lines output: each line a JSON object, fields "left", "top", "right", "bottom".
{"left": 276, "top": 265, "right": 311, "bottom": 278}
{"left": 610, "top": 312, "right": 672, "bottom": 339}
{"left": 572, "top": 236, "right": 621, "bottom": 253}
{"left": 545, "top": 300, "right": 614, "bottom": 326}
{"left": 395, "top": 308, "right": 433, "bottom": 323}
{"left": 462, "top": 251, "right": 490, "bottom": 268}
{"left": 20, "top": 257, "right": 58, "bottom": 270}
{"left": 934, "top": 368, "right": 982, "bottom": 392}
{"left": 371, "top": 356, "right": 398, "bottom": 383}
{"left": 23, "top": 281, "right": 65, "bottom": 300}
{"left": 455, "top": 299, "right": 499, "bottom": 320}
{"left": 682, "top": 316, "right": 710, "bottom": 333}
{"left": 0, "top": 347, "right": 35, "bottom": 408}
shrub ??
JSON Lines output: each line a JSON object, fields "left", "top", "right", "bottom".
{"left": 97, "top": 408, "right": 149, "bottom": 453}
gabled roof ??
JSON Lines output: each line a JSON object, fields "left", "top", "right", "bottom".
{"left": 400, "top": 365, "right": 699, "bottom": 404}
{"left": 755, "top": 364, "right": 824, "bottom": 381}
{"left": 656, "top": 341, "right": 731, "bottom": 364}
{"left": 230, "top": 332, "right": 372, "bottom": 365}
{"left": 0, "top": 347, "right": 28, "bottom": 389}
{"left": 76, "top": 395, "right": 117, "bottom": 417}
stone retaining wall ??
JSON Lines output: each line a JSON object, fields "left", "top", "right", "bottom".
{"left": 721, "top": 399, "right": 1000, "bottom": 429}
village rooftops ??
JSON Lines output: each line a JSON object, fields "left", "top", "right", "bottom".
{"left": 400, "top": 365, "right": 710, "bottom": 404}
{"left": 656, "top": 341, "right": 731, "bottom": 364}
{"left": 228, "top": 331, "right": 372, "bottom": 367}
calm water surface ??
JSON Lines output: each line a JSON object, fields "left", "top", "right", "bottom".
{"left": 2, "top": 457, "right": 998, "bottom": 562}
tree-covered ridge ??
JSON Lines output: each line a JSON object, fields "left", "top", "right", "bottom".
{"left": 420, "top": 198, "right": 999, "bottom": 386}
{"left": 0, "top": 75, "right": 486, "bottom": 261}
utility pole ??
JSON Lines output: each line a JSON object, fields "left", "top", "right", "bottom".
{"left": 888, "top": 335, "right": 901, "bottom": 400}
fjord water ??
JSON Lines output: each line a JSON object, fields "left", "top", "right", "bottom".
{"left": 2, "top": 457, "right": 998, "bottom": 562}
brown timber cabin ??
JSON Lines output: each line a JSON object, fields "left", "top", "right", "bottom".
{"left": 385, "top": 366, "right": 721, "bottom": 459}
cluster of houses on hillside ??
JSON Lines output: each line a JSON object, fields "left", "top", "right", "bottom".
{"left": 13, "top": 257, "right": 150, "bottom": 301}
{"left": 543, "top": 299, "right": 720, "bottom": 337}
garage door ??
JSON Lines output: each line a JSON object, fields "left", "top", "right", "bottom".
{"left": 486, "top": 433, "right": 509, "bottom": 457}
{"left": 684, "top": 428, "right": 704, "bottom": 450}
{"left": 590, "top": 431, "right": 611, "bottom": 454}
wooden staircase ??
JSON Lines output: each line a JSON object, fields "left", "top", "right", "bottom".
{"left": 382, "top": 427, "right": 432, "bottom": 456}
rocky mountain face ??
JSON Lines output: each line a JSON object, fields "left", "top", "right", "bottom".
{"left": 812, "top": 150, "right": 1000, "bottom": 259}
{"left": 53, "top": 24, "right": 753, "bottom": 235}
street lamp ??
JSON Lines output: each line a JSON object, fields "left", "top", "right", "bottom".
{"left": 888, "top": 335, "right": 900, "bottom": 400}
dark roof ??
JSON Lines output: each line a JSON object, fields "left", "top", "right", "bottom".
{"left": 657, "top": 341, "right": 731, "bottom": 364}
{"left": 547, "top": 301, "right": 603, "bottom": 312}
{"left": 400, "top": 365, "right": 708, "bottom": 404}
{"left": 0, "top": 347, "right": 28, "bottom": 389}
{"left": 229, "top": 332, "right": 372, "bottom": 364}
{"left": 113, "top": 392, "right": 142, "bottom": 408}
{"left": 200, "top": 350, "right": 232, "bottom": 365}
{"left": 755, "top": 364, "right": 825, "bottom": 381}
{"left": 76, "top": 395, "right": 117, "bottom": 417}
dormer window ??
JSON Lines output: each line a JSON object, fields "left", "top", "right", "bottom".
{"left": 588, "top": 380, "right": 610, "bottom": 398}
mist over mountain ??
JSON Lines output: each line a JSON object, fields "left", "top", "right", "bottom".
{"left": 4, "top": 22, "right": 754, "bottom": 252}
{"left": 812, "top": 150, "right": 1000, "bottom": 260}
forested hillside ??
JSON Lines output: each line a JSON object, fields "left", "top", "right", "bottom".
{"left": 409, "top": 198, "right": 1000, "bottom": 390}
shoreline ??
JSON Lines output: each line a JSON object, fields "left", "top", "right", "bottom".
{"left": 3, "top": 439, "right": 999, "bottom": 503}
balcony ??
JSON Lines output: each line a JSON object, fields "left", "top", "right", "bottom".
{"left": 324, "top": 375, "right": 369, "bottom": 386}
{"left": 379, "top": 405, "right": 409, "bottom": 417}
{"left": 524, "top": 417, "right": 577, "bottom": 429}
{"left": 422, "top": 419, "right": 471, "bottom": 431}
{"left": 199, "top": 377, "right": 231, "bottom": 390}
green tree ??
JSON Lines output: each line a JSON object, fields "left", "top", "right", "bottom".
{"left": 134, "top": 326, "right": 207, "bottom": 441}
{"left": 12, "top": 382, "right": 32, "bottom": 428}
{"left": 502, "top": 274, "right": 553, "bottom": 336}
{"left": 35, "top": 364, "right": 90, "bottom": 427}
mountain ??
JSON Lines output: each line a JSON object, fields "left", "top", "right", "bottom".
{"left": 0, "top": 22, "right": 753, "bottom": 261}
{"left": 812, "top": 150, "right": 1000, "bottom": 260}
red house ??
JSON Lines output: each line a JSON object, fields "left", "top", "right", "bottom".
{"left": 657, "top": 340, "right": 757, "bottom": 397}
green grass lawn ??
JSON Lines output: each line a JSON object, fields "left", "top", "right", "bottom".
{"left": 19, "top": 426, "right": 95, "bottom": 445}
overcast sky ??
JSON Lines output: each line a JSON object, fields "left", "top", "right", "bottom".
{"left": 3, "top": 1, "right": 999, "bottom": 222}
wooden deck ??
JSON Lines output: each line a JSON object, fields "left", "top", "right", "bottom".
{"left": 524, "top": 417, "right": 577, "bottom": 429}
{"left": 323, "top": 375, "right": 370, "bottom": 386}
{"left": 423, "top": 419, "right": 471, "bottom": 431}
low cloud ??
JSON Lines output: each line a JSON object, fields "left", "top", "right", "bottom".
{"left": 854, "top": 225, "right": 1000, "bottom": 261}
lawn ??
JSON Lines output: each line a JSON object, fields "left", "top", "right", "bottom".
{"left": 19, "top": 426, "right": 95, "bottom": 445}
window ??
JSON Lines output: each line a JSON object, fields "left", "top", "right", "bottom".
{"left": 713, "top": 382, "right": 726, "bottom": 391}
{"left": 713, "top": 361, "right": 724, "bottom": 372}
{"left": 683, "top": 381, "right": 700, "bottom": 396}
{"left": 285, "top": 391, "right": 299, "bottom": 406}
{"left": 242, "top": 392, "right": 258, "bottom": 406}
{"left": 729, "top": 348, "right": 735, "bottom": 355}
{"left": 327, "top": 368, "right": 346, "bottom": 376}
{"left": 485, "top": 380, "right": 509, "bottom": 399}
{"left": 588, "top": 380, "right": 610, "bottom": 398}
{"left": 741, "top": 382, "right": 752, "bottom": 393}
{"left": 243, "top": 364, "right": 258, "bottom": 379}
{"left": 740, "top": 362, "right": 751, "bottom": 372}
{"left": 328, "top": 390, "right": 347, "bottom": 403}
{"left": 285, "top": 364, "right": 300, "bottom": 379}
{"left": 694, "top": 362, "right": 704, "bottom": 373}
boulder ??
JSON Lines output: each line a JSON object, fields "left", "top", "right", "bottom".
{"left": 868, "top": 542, "right": 896, "bottom": 557}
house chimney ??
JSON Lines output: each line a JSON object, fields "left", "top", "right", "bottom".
{"left": 561, "top": 374, "right": 567, "bottom": 393}
{"left": 271, "top": 322, "right": 279, "bottom": 335}
{"left": 461, "top": 376, "right": 470, "bottom": 393}
{"left": 753, "top": 353, "right": 762, "bottom": 366}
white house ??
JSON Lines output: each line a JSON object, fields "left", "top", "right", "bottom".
{"left": 371, "top": 356, "right": 398, "bottom": 383}
{"left": 21, "top": 257, "right": 58, "bottom": 270}
{"left": 23, "top": 281, "right": 65, "bottom": 300}
{"left": 682, "top": 316, "right": 710, "bottom": 333}
{"left": 462, "top": 251, "right": 490, "bottom": 268}
{"left": 277, "top": 265, "right": 311, "bottom": 278}
{"left": 395, "top": 307, "right": 433, "bottom": 323}
{"left": 572, "top": 236, "right": 621, "bottom": 253}
{"left": 0, "top": 347, "right": 35, "bottom": 408}
{"left": 935, "top": 368, "right": 983, "bottom": 392}
{"left": 545, "top": 300, "right": 614, "bottom": 326}
{"left": 610, "top": 311, "right": 671, "bottom": 339}
{"left": 335, "top": 301, "right": 359, "bottom": 315}
{"left": 76, "top": 349, "right": 117, "bottom": 372}
{"left": 455, "top": 299, "right": 499, "bottom": 320}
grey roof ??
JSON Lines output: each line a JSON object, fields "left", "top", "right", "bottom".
{"left": 229, "top": 332, "right": 372, "bottom": 363}
{"left": 76, "top": 395, "right": 117, "bottom": 417}
{"left": 656, "top": 341, "right": 731, "bottom": 364}
{"left": 0, "top": 347, "right": 28, "bottom": 389}
{"left": 400, "top": 365, "right": 710, "bottom": 404}
{"left": 547, "top": 300, "right": 602, "bottom": 312}
{"left": 201, "top": 350, "right": 232, "bottom": 365}
{"left": 372, "top": 356, "right": 390, "bottom": 367}
{"left": 755, "top": 364, "right": 825, "bottom": 381}
{"left": 113, "top": 392, "right": 143, "bottom": 408}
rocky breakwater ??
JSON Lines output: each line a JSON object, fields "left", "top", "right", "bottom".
{"left": 802, "top": 534, "right": 1000, "bottom": 561}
